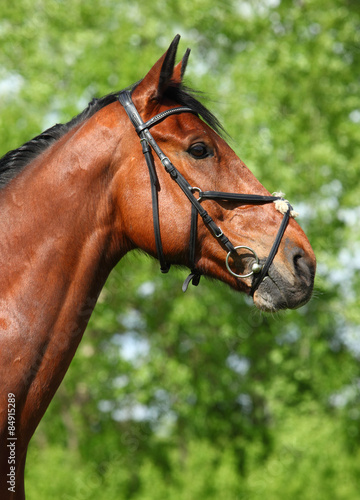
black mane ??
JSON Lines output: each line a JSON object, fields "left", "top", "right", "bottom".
{"left": 0, "top": 85, "right": 223, "bottom": 189}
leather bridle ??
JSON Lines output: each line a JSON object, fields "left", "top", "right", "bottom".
{"left": 118, "top": 90, "right": 293, "bottom": 295}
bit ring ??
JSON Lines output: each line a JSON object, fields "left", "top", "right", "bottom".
{"left": 225, "top": 245, "right": 262, "bottom": 278}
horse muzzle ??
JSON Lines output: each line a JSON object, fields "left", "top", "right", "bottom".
{"left": 252, "top": 246, "right": 316, "bottom": 312}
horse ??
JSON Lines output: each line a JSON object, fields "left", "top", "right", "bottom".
{"left": 0, "top": 35, "right": 315, "bottom": 498}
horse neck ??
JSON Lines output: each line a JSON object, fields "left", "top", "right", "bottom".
{"left": 2, "top": 121, "right": 120, "bottom": 296}
{"left": 0, "top": 106, "right": 127, "bottom": 441}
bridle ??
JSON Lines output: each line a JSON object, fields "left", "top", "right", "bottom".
{"left": 118, "top": 90, "right": 294, "bottom": 295}
{"left": 119, "top": 90, "right": 294, "bottom": 295}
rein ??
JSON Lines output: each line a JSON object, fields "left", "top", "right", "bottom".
{"left": 118, "top": 90, "right": 293, "bottom": 295}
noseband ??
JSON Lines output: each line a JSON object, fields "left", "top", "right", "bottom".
{"left": 118, "top": 90, "right": 294, "bottom": 295}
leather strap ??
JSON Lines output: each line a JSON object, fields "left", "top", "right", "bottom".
{"left": 250, "top": 205, "right": 291, "bottom": 294}
{"left": 136, "top": 106, "right": 194, "bottom": 134}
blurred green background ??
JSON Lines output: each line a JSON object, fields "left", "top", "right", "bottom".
{"left": 1, "top": 0, "right": 360, "bottom": 498}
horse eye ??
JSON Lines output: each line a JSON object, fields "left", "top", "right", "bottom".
{"left": 188, "top": 143, "right": 210, "bottom": 159}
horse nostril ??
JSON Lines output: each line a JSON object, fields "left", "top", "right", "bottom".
{"left": 293, "top": 252, "right": 303, "bottom": 268}
{"left": 291, "top": 248, "right": 314, "bottom": 287}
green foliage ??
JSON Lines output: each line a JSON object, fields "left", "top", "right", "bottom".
{"left": 1, "top": 0, "right": 360, "bottom": 498}
{"left": 26, "top": 417, "right": 360, "bottom": 500}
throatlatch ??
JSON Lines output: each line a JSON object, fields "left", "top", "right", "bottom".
{"left": 118, "top": 90, "right": 296, "bottom": 295}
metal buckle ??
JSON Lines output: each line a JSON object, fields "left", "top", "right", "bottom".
{"left": 225, "top": 245, "right": 262, "bottom": 279}
{"left": 190, "top": 186, "right": 203, "bottom": 201}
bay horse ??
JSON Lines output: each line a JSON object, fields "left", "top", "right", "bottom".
{"left": 0, "top": 35, "right": 315, "bottom": 498}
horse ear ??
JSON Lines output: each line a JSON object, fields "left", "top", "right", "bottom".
{"left": 132, "top": 35, "right": 188, "bottom": 110}
{"left": 157, "top": 35, "right": 181, "bottom": 95}
{"left": 173, "top": 48, "right": 191, "bottom": 83}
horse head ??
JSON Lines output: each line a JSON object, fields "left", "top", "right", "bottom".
{"left": 113, "top": 35, "right": 316, "bottom": 311}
